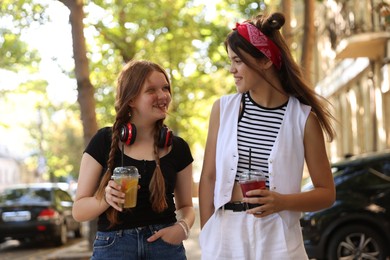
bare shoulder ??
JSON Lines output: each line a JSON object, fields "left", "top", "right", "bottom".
{"left": 211, "top": 98, "right": 221, "bottom": 112}
{"left": 304, "top": 111, "right": 328, "bottom": 165}
{"left": 209, "top": 99, "right": 221, "bottom": 122}
{"left": 305, "top": 111, "right": 323, "bottom": 137}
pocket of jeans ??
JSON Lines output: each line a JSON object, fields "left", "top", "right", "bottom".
{"left": 158, "top": 237, "right": 183, "bottom": 247}
{"left": 93, "top": 232, "right": 116, "bottom": 249}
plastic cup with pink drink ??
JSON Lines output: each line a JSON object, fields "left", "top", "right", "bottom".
{"left": 238, "top": 170, "right": 267, "bottom": 197}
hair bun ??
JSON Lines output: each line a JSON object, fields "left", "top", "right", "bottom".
{"left": 267, "top": 12, "right": 285, "bottom": 30}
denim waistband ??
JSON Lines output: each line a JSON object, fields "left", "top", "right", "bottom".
{"left": 108, "top": 223, "right": 175, "bottom": 236}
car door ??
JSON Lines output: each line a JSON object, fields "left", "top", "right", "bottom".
{"left": 368, "top": 159, "right": 390, "bottom": 220}
{"left": 55, "top": 189, "right": 78, "bottom": 231}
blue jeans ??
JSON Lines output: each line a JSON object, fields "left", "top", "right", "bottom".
{"left": 91, "top": 223, "right": 186, "bottom": 260}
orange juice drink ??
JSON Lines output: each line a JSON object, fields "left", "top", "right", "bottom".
{"left": 119, "top": 177, "right": 138, "bottom": 208}
{"left": 112, "top": 166, "right": 140, "bottom": 209}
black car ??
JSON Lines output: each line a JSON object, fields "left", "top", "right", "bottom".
{"left": 0, "top": 183, "right": 82, "bottom": 246}
{"left": 300, "top": 150, "right": 390, "bottom": 260}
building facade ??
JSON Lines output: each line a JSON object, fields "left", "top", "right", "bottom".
{"left": 0, "top": 145, "right": 21, "bottom": 191}
{"left": 315, "top": 0, "right": 390, "bottom": 161}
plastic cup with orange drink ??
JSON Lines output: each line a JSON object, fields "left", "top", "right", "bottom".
{"left": 111, "top": 166, "right": 140, "bottom": 209}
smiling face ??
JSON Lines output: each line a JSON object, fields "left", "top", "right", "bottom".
{"left": 130, "top": 70, "right": 171, "bottom": 124}
{"left": 227, "top": 45, "right": 268, "bottom": 93}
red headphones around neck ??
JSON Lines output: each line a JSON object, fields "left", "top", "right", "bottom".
{"left": 119, "top": 123, "right": 173, "bottom": 148}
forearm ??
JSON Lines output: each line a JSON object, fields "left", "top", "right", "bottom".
{"left": 174, "top": 205, "right": 195, "bottom": 240}
{"left": 176, "top": 205, "right": 195, "bottom": 229}
{"left": 199, "top": 177, "right": 215, "bottom": 228}
{"left": 282, "top": 187, "right": 335, "bottom": 212}
{"left": 147, "top": 205, "right": 194, "bottom": 243}
{"left": 72, "top": 196, "right": 110, "bottom": 222}
{"left": 199, "top": 100, "right": 219, "bottom": 228}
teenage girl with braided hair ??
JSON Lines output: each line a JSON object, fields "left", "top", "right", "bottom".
{"left": 199, "top": 12, "right": 336, "bottom": 259}
{"left": 73, "top": 60, "right": 194, "bottom": 260}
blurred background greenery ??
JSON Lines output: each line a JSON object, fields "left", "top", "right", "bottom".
{"left": 1, "top": 0, "right": 390, "bottom": 186}
{"left": 0, "top": 0, "right": 290, "bottom": 183}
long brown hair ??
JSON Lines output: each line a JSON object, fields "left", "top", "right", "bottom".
{"left": 95, "top": 60, "right": 171, "bottom": 226}
{"left": 225, "top": 12, "right": 335, "bottom": 141}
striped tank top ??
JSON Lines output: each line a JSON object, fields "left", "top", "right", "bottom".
{"left": 236, "top": 92, "right": 288, "bottom": 188}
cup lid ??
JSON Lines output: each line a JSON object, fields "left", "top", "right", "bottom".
{"left": 112, "top": 166, "right": 139, "bottom": 177}
{"left": 238, "top": 170, "right": 265, "bottom": 181}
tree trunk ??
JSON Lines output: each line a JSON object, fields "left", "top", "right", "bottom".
{"left": 58, "top": 0, "right": 98, "bottom": 250}
{"left": 281, "top": 0, "right": 293, "bottom": 47}
{"left": 59, "top": 0, "right": 98, "bottom": 145}
{"left": 301, "top": 0, "right": 315, "bottom": 86}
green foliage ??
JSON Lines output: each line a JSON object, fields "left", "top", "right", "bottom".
{"left": 221, "top": 0, "right": 281, "bottom": 19}
{"left": 0, "top": 0, "right": 49, "bottom": 27}
{"left": 0, "top": 30, "right": 41, "bottom": 71}
{"left": 0, "top": 0, "right": 44, "bottom": 71}
{"left": 42, "top": 109, "right": 84, "bottom": 181}
{"left": 13, "top": 79, "right": 84, "bottom": 181}
{"left": 2, "top": 0, "right": 262, "bottom": 182}
{"left": 84, "top": 0, "right": 240, "bottom": 150}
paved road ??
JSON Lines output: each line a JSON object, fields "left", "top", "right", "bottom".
{"left": 0, "top": 237, "right": 85, "bottom": 260}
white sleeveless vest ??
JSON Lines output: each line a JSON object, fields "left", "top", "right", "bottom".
{"left": 214, "top": 93, "right": 311, "bottom": 228}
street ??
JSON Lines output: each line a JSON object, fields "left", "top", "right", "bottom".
{"left": 0, "top": 237, "right": 85, "bottom": 260}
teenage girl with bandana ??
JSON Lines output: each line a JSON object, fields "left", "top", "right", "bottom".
{"left": 199, "top": 12, "right": 335, "bottom": 260}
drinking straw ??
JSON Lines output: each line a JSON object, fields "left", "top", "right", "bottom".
{"left": 121, "top": 143, "right": 124, "bottom": 167}
{"left": 249, "top": 147, "right": 252, "bottom": 171}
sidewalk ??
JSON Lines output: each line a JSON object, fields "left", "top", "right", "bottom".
{"left": 47, "top": 198, "right": 201, "bottom": 260}
{"left": 184, "top": 197, "right": 201, "bottom": 259}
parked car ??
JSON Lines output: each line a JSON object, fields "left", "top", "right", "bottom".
{"left": 0, "top": 183, "right": 82, "bottom": 246}
{"left": 300, "top": 150, "right": 390, "bottom": 260}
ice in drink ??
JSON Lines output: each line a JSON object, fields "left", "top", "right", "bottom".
{"left": 238, "top": 170, "right": 267, "bottom": 197}
{"left": 240, "top": 179, "right": 266, "bottom": 197}
{"left": 115, "top": 177, "right": 138, "bottom": 208}
{"left": 112, "top": 166, "right": 140, "bottom": 208}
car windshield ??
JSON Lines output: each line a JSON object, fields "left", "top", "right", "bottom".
{"left": 0, "top": 188, "right": 51, "bottom": 204}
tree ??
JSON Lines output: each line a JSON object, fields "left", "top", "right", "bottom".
{"left": 300, "top": 0, "right": 315, "bottom": 85}
{"left": 85, "top": 0, "right": 235, "bottom": 142}
{"left": 0, "top": 1, "right": 43, "bottom": 81}
{"left": 57, "top": 0, "right": 98, "bottom": 249}
{"left": 281, "top": 0, "right": 293, "bottom": 46}
{"left": 58, "top": 0, "right": 98, "bottom": 146}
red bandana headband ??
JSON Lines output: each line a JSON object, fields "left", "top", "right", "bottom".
{"left": 234, "top": 22, "right": 282, "bottom": 70}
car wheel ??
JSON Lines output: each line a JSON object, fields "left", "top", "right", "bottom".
{"left": 54, "top": 222, "right": 68, "bottom": 246}
{"left": 327, "top": 224, "right": 387, "bottom": 260}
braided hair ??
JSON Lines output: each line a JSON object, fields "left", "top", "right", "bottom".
{"left": 95, "top": 60, "right": 171, "bottom": 226}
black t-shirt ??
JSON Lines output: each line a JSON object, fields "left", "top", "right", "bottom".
{"left": 84, "top": 127, "right": 194, "bottom": 231}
